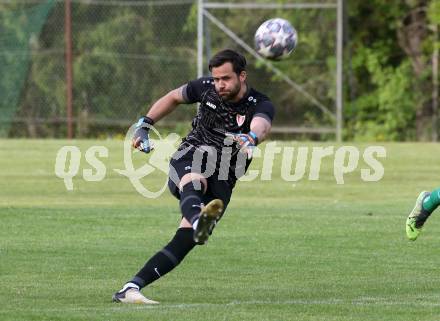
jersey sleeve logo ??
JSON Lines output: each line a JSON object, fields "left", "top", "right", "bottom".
{"left": 206, "top": 101, "right": 217, "bottom": 110}
{"left": 236, "top": 114, "right": 246, "bottom": 127}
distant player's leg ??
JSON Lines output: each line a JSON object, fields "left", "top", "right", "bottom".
{"left": 406, "top": 188, "right": 440, "bottom": 240}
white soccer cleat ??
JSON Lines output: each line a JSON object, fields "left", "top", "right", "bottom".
{"left": 112, "top": 287, "right": 159, "bottom": 304}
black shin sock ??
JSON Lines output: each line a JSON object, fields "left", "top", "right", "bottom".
{"left": 179, "top": 182, "right": 204, "bottom": 224}
{"left": 131, "top": 228, "right": 197, "bottom": 288}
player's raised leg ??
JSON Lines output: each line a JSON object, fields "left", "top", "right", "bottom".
{"left": 406, "top": 189, "right": 440, "bottom": 240}
{"left": 177, "top": 173, "right": 223, "bottom": 243}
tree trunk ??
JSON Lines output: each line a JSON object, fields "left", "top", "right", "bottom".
{"left": 397, "top": 1, "right": 430, "bottom": 140}
{"left": 432, "top": 24, "right": 439, "bottom": 141}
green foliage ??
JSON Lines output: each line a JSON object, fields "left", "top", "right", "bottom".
{"left": 346, "top": 48, "right": 416, "bottom": 141}
{"left": 345, "top": 0, "right": 437, "bottom": 141}
{"left": 428, "top": 0, "right": 440, "bottom": 23}
{"left": 429, "top": 0, "right": 440, "bottom": 54}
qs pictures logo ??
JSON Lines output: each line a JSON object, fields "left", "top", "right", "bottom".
{"left": 55, "top": 126, "right": 387, "bottom": 198}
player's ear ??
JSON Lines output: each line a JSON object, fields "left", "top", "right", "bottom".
{"left": 239, "top": 70, "right": 247, "bottom": 82}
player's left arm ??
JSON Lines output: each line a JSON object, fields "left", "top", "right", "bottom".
{"left": 231, "top": 115, "right": 271, "bottom": 154}
{"left": 250, "top": 116, "right": 272, "bottom": 144}
{"left": 227, "top": 101, "right": 275, "bottom": 158}
{"left": 245, "top": 100, "right": 275, "bottom": 146}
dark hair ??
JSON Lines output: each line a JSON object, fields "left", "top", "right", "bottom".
{"left": 208, "top": 49, "right": 247, "bottom": 74}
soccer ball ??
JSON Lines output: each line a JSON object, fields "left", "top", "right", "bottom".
{"left": 254, "top": 18, "right": 297, "bottom": 60}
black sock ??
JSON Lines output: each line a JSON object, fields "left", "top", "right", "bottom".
{"left": 131, "top": 228, "right": 197, "bottom": 288}
{"left": 179, "top": 182, "right": 204, "bottom": 224}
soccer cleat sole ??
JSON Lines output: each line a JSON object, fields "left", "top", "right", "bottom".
{"left": 194, "top": 199, "right": 224, "bottom": 244}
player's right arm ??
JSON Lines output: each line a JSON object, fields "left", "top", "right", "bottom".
{"left": 132, "top": 86, "right": 186, "bottom": 151}
{"left": 132, "top": 78, "right": 208, "bottom": 152}
{"left": 144, "top": 85, "right": 186, "bottom": 123}
{"left": 144, "top": 76, "right": 209, "bottom": 124}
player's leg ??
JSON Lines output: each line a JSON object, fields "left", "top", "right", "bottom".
{"left": 193, "top": 198, "right": 224, "bottom": 243}
{"left": 113, "top": 175, "right": 213, "bottom": 303}
{"left": 113, "top": 155, "right": 202, "bottom": 304}
{"left": 178, "top": 172, "right": 208, "bottom": 228}
{"left": 406, "top": 188, "right": 440, "bottom": 240}
{"left": 112, "top": 224, "right": 196, "bottom": 304}
{"left": 177, "top": 173, "right": 224, "bottom": 243}
{"left": 194, "top": 178, "right": 232, "bottom": 243}
{"left": 112, "top": 183, "right": 202, "bottom": 303}
{"left": 421, "top": 188, "right": 440, "bottom": 213}
{"left": 113, "top": 160, "right": 214, "bottom": 303}
{"left": 117, "top": 184, "right": 225, "bottom": 297}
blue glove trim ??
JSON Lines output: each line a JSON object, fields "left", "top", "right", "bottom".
{"left": 136, "top": 116, "right": 154, "bottom": 129}
{"left": 248, "top": 131, "right": 259, "bottom": 145}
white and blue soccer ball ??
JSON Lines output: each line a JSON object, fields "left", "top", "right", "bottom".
{"left": 254, "top": 18, "right": 298, "bottom": 60}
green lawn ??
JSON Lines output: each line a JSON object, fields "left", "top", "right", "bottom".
{"left": 1, "top": 139, "right": 440, "bottom": 321}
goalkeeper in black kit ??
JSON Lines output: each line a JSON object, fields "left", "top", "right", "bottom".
{"left": 113, "top": 49, "right": 275, "bottom": 304}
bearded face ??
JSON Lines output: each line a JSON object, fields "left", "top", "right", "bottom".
{"left": 211, "top": 62, "right": 246, "bottom": 102}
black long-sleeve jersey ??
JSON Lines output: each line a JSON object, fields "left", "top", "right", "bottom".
{"left": 180, "top": 77, "right": 275, "bottom": 186}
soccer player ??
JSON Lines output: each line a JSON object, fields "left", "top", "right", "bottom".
{"left": 112, "top": 49, "right": 275, "bottom": 304}
{"left": 406, "top": 189, "right": 440, "bottom": 240}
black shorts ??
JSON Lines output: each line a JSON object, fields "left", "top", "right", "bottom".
{"left": 167, "top": 145, "right": 233, "bottom": 213}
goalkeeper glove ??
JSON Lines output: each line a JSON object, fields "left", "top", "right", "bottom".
{"left": 132, "top": 116, "right": 154, "bottom": 153}
{"left": 226, "top": 131, "right": 259, "bottom": 159}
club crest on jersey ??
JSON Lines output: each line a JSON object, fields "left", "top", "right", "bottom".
{"left": 236, "top": 114, "right": 246, "bottom": 127}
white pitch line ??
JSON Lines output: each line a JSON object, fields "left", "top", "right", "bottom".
{"left": 3, "top": 297, "right": 440, "bottom": 314}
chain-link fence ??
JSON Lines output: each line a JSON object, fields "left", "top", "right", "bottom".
{"left": 0, "top": 0, "right": 338, "bottom": 138}
{"left": 1, "top": 0, "right": 198, "bottom": 137}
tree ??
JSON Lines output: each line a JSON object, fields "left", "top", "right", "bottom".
{"left": 346, "top": 0, "right": 439, "bottom": 141}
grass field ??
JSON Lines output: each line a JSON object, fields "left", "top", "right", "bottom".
{"left": 1, "top": 139, "right": 440, "bottom": 321}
